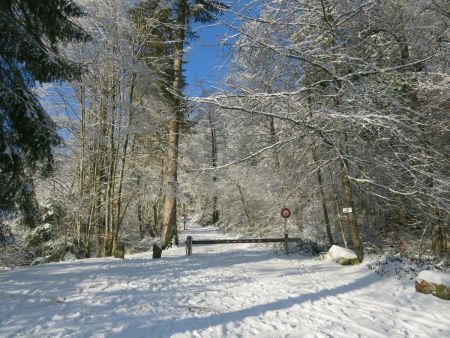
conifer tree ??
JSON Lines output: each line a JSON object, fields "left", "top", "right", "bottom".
{"left": 160, "top": 0, "right": 228, "bottom": 248}
{"left": 0, "top": 0, "right": 88, "bottom": 226}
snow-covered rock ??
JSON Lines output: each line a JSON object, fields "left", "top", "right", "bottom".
{"left": 32, "top": 256, "right": 47, "bottom": 265}
{"left": 416, "top": 271, "right": 450, "bottom": 286}
{"left": 415, "top": 270, "right": 450, "bottom": 300}
{"left": 327, "top": 245, "right": 359, "bottom": 265}
{"left": 63, "top": 251, "right": 77, "bottom": 261}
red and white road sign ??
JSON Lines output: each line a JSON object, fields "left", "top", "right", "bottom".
{"left": 281, "top": 208, "right": 291, "bottom": 218}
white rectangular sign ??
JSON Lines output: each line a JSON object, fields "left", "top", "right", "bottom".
{"left": 342, "top": 207, "right": 353, "bottom": 213}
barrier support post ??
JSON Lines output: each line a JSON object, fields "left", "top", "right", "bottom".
{"left": 186, "top": 236, "right": 192, "bottom": 256}
{"left": 284, "top": 233, "right": 289, "bottom": 255}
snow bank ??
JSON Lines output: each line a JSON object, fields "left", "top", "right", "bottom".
{"left": 416, "top": 270, "right": 450, "bottom": 287}
{"left": 327, "top": 245, "right": 357, "bottom": 259}
{"left": 367, "top": 254, "right": 448, "bottom": 280}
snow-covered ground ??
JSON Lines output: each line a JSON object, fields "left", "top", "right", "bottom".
{"left": 1, "top": 225, "right": 449, "bottom": 338}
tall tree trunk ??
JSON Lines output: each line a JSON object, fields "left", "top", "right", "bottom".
{"left": 236, "top": 182, "right": 254, "bottom": 229}
{"left": 112, "top": 74, "right": 135, "bottom": 253}
{"left": 338, "top": 123, "right": 363, "bottom": 261}
{"left": 208, "top": 111, "right": 219, "bottom": 223}
{"left": 160, "top": 0, "right": 187, "bottom": 248}
{"left": 96, "top": 98, "right": 108, "bottom": 258}
{"left": 152, "top": 203, "right": 159, "bottom": 236}
{"left": 104, "top": 89, "right": 117, "bottom": 257}
{"left": 76, "top": 85, "right": 86, "bottom": 246}
{"left": 269, "top": 116, "right": 280, "bottom": 166}
{"left": 160, "top": 120, "right": 179, "bottom": 247}
{"left": 136, "top": 171, "right": 145, "bottom": 239}
{"left": 112, "top": 133, "right": 128, "bottom": 252}
{"left": 137, "top": 202, "right": 144, "bottom": 239}
{"left": 331, "top": 179, "right": 348, "bottom": 248}
{"left": 266, "top": 84, "right": 279, "bottom": 166}
{"left": 308, "top": 97, "right": 333, "bottom": 245}
{"left": 85, "top": 150, "right": 99, "bottom": 258}
{"left": 431, "top": 224, "right": 445, "bottom": 256}
{"left": 319, "top": 4, "right": 363, "bottom": 260}
{"left": 313, "top": 150, "right": 334, "bottom": 246}
{"left": 152, "top": 158, "right": 165, "bottom": 236}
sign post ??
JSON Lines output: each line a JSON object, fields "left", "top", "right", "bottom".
{"left": 342, "top": 207, "right": 352, "bottom": 214}
{"left": 280, "top": 208, "right": 291, "bottom": 255}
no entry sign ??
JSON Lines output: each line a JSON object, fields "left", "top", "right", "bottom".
{"left": 281, "top": 208, "right": 291, "bottom": 218}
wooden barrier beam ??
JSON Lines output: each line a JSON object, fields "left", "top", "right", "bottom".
{"left": 185, "top": 237, "right": 302, "bottom": 256}
{"left": 190, "top": 238, "right": 302, "bottom": 245}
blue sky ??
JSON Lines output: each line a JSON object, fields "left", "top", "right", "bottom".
{"left": 184, "top": 1, "right": 257, "bottom": 96}
{"left": 184, "top": 20, "right": 231, "bottom": 97}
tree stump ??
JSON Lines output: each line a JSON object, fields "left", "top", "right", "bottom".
{"left": 153, "top": 243, "right": 162, "bottom": 259}
{"left": 186, "top": 236, "right": 192, "bottom": 256}
{"left": 113, "top": 242, "right": 125, "bottom": 259}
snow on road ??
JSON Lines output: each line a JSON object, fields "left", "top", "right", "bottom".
{"left": 1, "top": 226, "right": 449, "bottom": 338}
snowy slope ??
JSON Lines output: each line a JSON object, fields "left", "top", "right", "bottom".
{"left": 1, "top": 226, "right": 449, "bottom": 338}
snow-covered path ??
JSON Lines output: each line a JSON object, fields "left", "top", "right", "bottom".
{"left": 1, "top": 226, "right": 449, "bottom": 338}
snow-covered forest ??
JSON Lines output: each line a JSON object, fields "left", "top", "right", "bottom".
{"left": 0, "top": 0, "right": 449, "bottom": 336}
{"left": 1, "top": 0, "right": 448, "bottom": 265}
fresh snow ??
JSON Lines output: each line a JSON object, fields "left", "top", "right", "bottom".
{"left": 327, "top": 244, "right": 357, "bottom": 259}
{"left": 416, "top": 270, "right": 450, "bottom": 286}
{"left": 1, "top": 225, "right": 449, "bottom": 338}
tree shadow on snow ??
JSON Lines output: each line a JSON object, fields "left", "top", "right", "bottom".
{"left": 0, "top": 249, "right": 281, "bottom": 303}
{"left": 109, "top": 272, "right": 379, "bottom": 337}
{"left": 0, "top": 250, "right": 380, "bottom": 337}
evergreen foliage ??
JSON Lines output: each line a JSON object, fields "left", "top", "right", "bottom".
{"left": 129, "top": 1, "right": 177, "bottom": 101}
{"left": 0, "top": 0, "right": 88, "bottom": 226}
{"left": 188, "top": 0, "right": 229, "bottom": 24}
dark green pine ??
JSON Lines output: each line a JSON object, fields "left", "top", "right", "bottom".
{"left": 0, "top": 0, "right": 88, "bottom": 226}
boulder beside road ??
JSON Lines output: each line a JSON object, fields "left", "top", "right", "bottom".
{"left": 415, "top": 270, "right": 450, "bottom": 300}
{"left": 327, "top": 245, "right": 360, "bottom": 266}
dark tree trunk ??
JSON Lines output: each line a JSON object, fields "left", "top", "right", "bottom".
{"left": 313, "top": 150, "right": 334, "bottom": 246}
{"left": 160, "top": 0, "right": 187, "bottom": 248}
{"left": 338, "top": 124, "right": 363, "bottom": 262}
{"left": 209, "top": 111, "right": 219, "bottom": 223}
